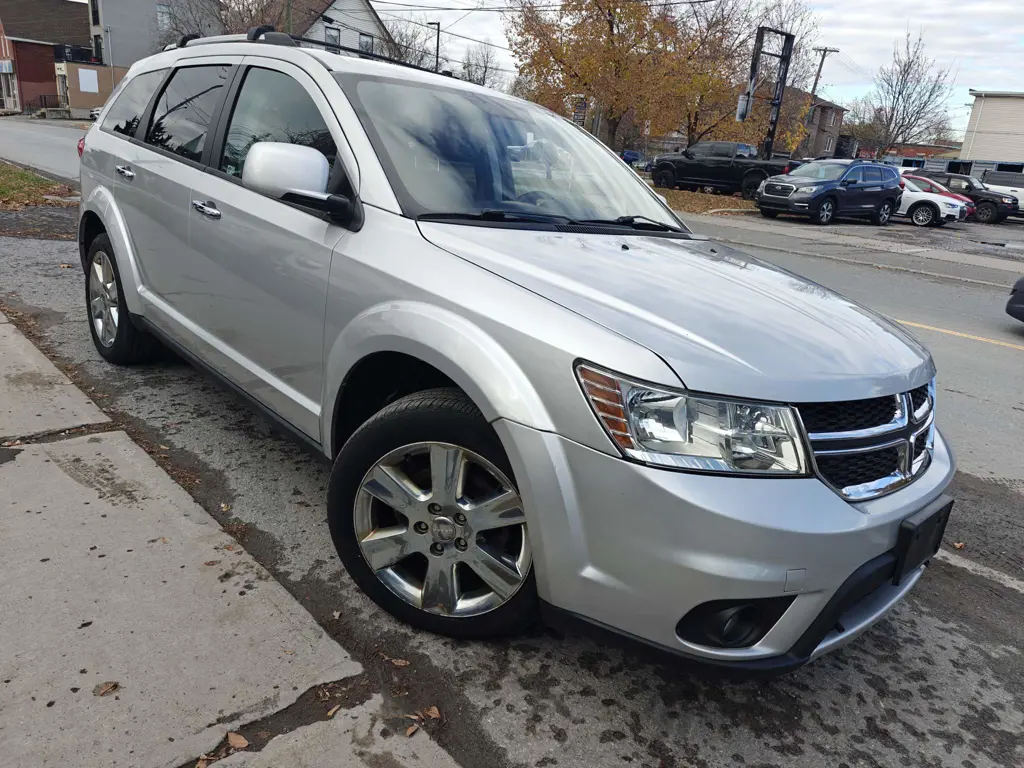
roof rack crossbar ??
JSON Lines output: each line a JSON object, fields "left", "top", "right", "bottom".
{"left": 288, "top": 34, "right": 440, "bottom": 75}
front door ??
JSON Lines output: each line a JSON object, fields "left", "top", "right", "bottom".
{"left": 704, "top": 142, "right": 735, "bottom": 186}
{"left": 186, "top": 58, "right": 354, "bottom": 439}
{"left": 836, "top": 166, "right": 866, "bottom": 212}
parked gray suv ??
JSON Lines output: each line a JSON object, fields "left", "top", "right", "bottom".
{"left": 78, "top": 30, "right": 954, "bottom": 673}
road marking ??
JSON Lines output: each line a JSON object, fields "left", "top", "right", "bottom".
{"left": 935, "top": 550, "right": 1024, "bottom": 596}
{"left": 894, "top": 320, "right": 1024, "bottom": 352}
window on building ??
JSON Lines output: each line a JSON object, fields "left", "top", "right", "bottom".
{"left": 101, "top": 69, "right": 165, "bottom": 137}
{"left": 145, "top": 65, "right": 231, "bottom": 162}
{"left": 828, "top": 110, "right": 837, "bottom": 127}
{"left": 825, "top": 135, "right": 834, "bottom": 153}
{"left": 157, "top": 3, "right": 171, "bottom": 31}
{"left": 220, "top": 67, "right": 337, "bottom": 179}
{"left": 91, "top": 0, "right": 100, "bottom": 26}
{"left": 325, "top": 27, "right": 340, "bottom": 48}
{"left": 359, "top": 33, "right": 374, "bottom": 54}
{"left": 93, "top": 34, "right": 104, "bottom": 65}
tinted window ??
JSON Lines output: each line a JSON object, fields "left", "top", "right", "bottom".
{"left": 145, "top": 65, "right": 231, "bottom": 162}
{"left": 687, "top": 143, "right": 711, "bottom": 158}
{"left": 710, "top": 143, "right": 733, "bottom": 158}
{"left": 844, "top": 167, "right": 865, "bottom": 183}
{"left": 947, "top": 177, "right": 970, "bottom": 192}
{"left": 220, "top": 68, "right": 337, "bottom": 178}
{"left": 863, "top": 166, "right": 883, "bottom": 183}
{"left": 101, "top": 70, "right": 165, "bottom": 137}
{"left": 883, "top": 167, "right": 899, "bottom": 181}
{"left": 790, "top": 161, "right": 847, "bottom": 181}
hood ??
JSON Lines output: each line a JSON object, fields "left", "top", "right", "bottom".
{"left": 768, "top": 174, "right": 826, "bottom": 187}
{"left": 419, "top": 225, "right": 935, "bottom": 403}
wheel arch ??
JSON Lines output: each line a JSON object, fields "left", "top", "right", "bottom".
{"left": 323, "top": 301, "right": 555, "bottom": 458}
{"left": 78, "top": 187, "right": 146, "bottom": 315}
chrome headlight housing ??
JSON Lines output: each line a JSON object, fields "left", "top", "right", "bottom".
{"left": 1002, "top": 197, "right": 1016, "bottom": 204}
{"left": 576, "top": 364, "right": 808, "bottom": 475}
{"left": 796, "top": 185, "right": 820, "bottom": 195}
{"left": 943, "top": 202, "right": 959, "bottom": 209}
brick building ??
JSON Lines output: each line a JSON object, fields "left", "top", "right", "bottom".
{"left": 0, "top": 0, "right": 90, "bottom": 112}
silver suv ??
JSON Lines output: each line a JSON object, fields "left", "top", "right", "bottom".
{"left": 78, "top": 30, "right": 954, "bottom": 673}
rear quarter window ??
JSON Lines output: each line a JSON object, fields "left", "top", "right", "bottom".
{"left": 100, "top": 70, "right": 166, "bottom": 138}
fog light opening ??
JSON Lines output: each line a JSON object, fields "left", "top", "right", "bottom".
{"left": 676, "top": 596, "right": 796, "bottom": 650}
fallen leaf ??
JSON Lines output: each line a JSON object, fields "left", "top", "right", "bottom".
{"left": 220, "top": 503, "right": 230, "bottom": 512}
{"left": 93, "top": 681, "right": 120, "bottom": 696}
{"left": 389, "top": 658, "right": 410, "bottom": 667}
{"left": 159, "top": 537, "right": 168, "bottom": 544}
{"left": 953, "top": 542, "right": 966, "bottom": 550}
{"left": 59, "top": 263, "right": 72, "bottom": 269}
{"left": 281, "top": 648, "right": 295, "bottom": 655}
{"left": 331, "top": 610, "right": 341, "bottom": 620}
{"left": 224, "top": 545, "right": 236, "bottom": 552}
{"left": 403, "top": 713, "right": 422, "bottom": 721}
{"left": 424, "top": 705, "right": 441, "bottom": 720}
{"left": 406, "top": 724, "right": 419, "bottom": 737}
{"left": 195, "top": 759, "right": 209, "bottom": 768}
{"left": 203, "top": 560, "right": 221, "bottom": 566}
{"left": 159, "top": 445, "right": 169, "bottom": 450}
{"left": 226, "top": 732, "right": 248, "bottom": 749}
{"left": 326, "top": 704, "right": 341, "bottom": 718}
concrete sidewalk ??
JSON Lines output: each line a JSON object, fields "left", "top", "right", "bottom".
{"left": 0, "top": 311, "right": 461, "bottom": 768}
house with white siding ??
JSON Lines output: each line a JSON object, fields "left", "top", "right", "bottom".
{"left": 297, "top": 0, "right": 393, "bottom": 57}
{"left": 961, "top": 90, "right": 1024, "bottom": 163}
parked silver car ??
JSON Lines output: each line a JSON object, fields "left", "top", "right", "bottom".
{"left": 78, "top": 30, "right": 954, "bottom": 673}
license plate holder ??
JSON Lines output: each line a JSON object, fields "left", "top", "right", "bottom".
{"left": 892, "top": 495, "right": 954, "bottom": 585}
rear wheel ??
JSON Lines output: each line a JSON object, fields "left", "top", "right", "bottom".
{"left": 327, "top": 389, "right": 538, "bottom": 638}
{"left": 741, "top": 174, "right": 765, "bottom": 200}
{"left": 871, "top": 199, "right": 893, "bottom": 226}
{"left": 85, "top": 234, "right": 160, "bottom": 364}
{"left": 909, "top": 202, "right": 936, "bottom": 227}
{"left": 814, "top": 198, "right": 836, "bottom": 225}
{"left": 975, "top": 202, "right": 998, "bottom": 224}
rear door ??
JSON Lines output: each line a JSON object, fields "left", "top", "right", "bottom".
{"left": 861, "top": 165, "right": 886, "bottom": 210}
{"left": 114, "top": 59, "right": 238, "bottom": 318}
{"left": 185, "top": 57, "right": 355, "bottom": 438}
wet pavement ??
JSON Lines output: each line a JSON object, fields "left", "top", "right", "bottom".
{"left": 1, "top": 233, "right": 1022, "bottom": 768}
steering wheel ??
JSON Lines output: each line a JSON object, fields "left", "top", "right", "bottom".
{"left": 513, "top": 190, "right": 553, "bottom": 207}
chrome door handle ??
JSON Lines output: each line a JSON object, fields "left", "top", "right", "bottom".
{"left": 191, "top": 200, "right": 221, "bottom": 219}
{"left": 115, "top": 164, "right": 135, "bottom": 180}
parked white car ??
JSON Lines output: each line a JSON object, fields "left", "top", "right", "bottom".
{"left": 897, "top": 176, "right": 968, "bottom": 227}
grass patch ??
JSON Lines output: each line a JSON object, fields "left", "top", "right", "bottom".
{"left": 659, "top": 188, "right": 757, "bottom": 215}
{"left": 0, "top": 162, "right": 77, "bottom": 211}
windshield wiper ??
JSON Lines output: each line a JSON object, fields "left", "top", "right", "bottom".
{"left": 418, "top": 210, "right": 570, "bottom": 225}
{"left": 574, "top": 215, "right": 684, "bottom": 232}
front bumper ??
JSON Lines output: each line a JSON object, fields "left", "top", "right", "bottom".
{"left": 755, "top": 191, "right": 820, "bottom": 215}
{"left": 496, "top": 420, "right": 955, "bottom": 671}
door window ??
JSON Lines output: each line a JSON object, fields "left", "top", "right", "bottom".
{"left": 219, "top": 67, "right": 337, "bottom": 179}
{"left": 101, "top": 69, "right": 165, "bottom": 137}
{"left": 686, "top": 143, "right": 710, "bottom": 158}
{"left": 947, "top": 177, "right": 970, "bottom": 192}
{"left": 145, "top": 65, "right": 232, "bottom": 162}
{"left": 843, "top": 167, "right": 864, "bottom": 184}
{"left": 863, "top": 166, "right": 883, "bottom": 183}
{"left": 710, "top": 143, "right": 733, "bottom": 158}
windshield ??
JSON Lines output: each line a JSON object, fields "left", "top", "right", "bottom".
{"left": 337, "top": 74, "right": 681, "bottom": 228}
{"left": 787, "top": 161, "right": 848, "bottom": 181}
{"left": 903, "top": 178, "right": 922, "bottom": 193}
{"left": 969, "top": 177, "right": 987, "bottom": 190}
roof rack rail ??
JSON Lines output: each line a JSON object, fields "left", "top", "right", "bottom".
{"left": 289, "top": 34, "right": 442, "bottom": 75}
{"left": 246, "top": 25, "right": 296, "bottom": 46}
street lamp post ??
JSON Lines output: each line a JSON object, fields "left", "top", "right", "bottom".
{"left": 426, "top": 21, "right": 440, "bottom": 72}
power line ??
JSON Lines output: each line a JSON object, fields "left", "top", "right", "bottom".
{"left": 371, "top": 0, "right": 722, "bottom": 11}
{"left": 377, "top": 10, "right": 513, "bottom": 50}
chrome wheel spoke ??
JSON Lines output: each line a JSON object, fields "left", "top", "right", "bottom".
{"left": 421, "top": 558, "right": 459, "bottom": 614}
{"left": 464, "top": 489, "right": 525, "bottom": 531}
{"left": 429, "top": 443, "right": 465, "bottom": 505}
{"left": 92, "top": 259, "right": 105, "bottom": 288}
{"left": 90, "top": 296, "right": 105, "bottom": 318}
{"left": 464, "top": 547, "right": 522, "bottom": 600}
{"left": 360, "top": 527, "right": 417, "bottom": 571}
{"left": 363, "top": 464, "right": 425, "bottom": 516}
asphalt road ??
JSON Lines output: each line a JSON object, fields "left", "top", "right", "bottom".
{"left": 0, "top": 118, "right": 86, "bottom": 180}
{"left": 2, "top": 219, "right": 1022, "bottom": 768}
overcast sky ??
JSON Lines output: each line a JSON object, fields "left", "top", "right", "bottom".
{"left": 368, "top": 0, "right": 1024, "bottom": 135}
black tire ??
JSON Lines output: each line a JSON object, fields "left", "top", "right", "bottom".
{"left": 741, "top": 174, "right": 765, "bottom": 200}
{"left": 759, "top": 208, "right": 779, "bottom": 219}
{"left": 653, "top": 167, "right": 675, "bottom": 189}
{"left": 327, "top": 388, "right": 539, "bottom": 639}
{"left": 814, "top": 197, "right": 836, "bottom": 225}
{"left": 871, "top": 199, "right": 894, "bottom": 226}
{"left": 908, "top": 202, "right": 936, "bottom": 227}
{"left": 85, "top": 233, "right": 161, "bottom": 364}
{"left": 975, "top": 201, "right": 998, "bottom": 224}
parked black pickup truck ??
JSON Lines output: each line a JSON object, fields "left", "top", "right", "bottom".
{"left": 652, "top": 141, "right": 793, "bottom": 198}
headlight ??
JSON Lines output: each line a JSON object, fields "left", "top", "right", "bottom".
{"left": 797, "top": 185, "right": 820, "bottom": 195}
{"left": 1002, "top": 197, "right": 1015, "bottom": 204}
{"left": 576, "top": 364, "right": 808, "bottom": 474}
{"left": 944, "top": 202, "right": 958, "bottom": 209}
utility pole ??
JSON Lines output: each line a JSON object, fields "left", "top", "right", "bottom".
{"left": 802, "top": 46, "right": 839, "bottom": 153}
{"left": 286, "top": 0, "right": 292, "bottom": 34}
{"left": 426, "top": 22, "right": 440, "bottom": 72}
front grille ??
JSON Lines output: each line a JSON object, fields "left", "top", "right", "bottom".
{"left": 816, "top": 447, "right": 901, "bottom": 491}
{"left": 797, "top": 396, "right": 898, "bottom": 434}
{"left": 801, "top": 384, "right": 935, "bottom": 500}
{"left": 764, "top": 183, "right": 794, "bottom": 197}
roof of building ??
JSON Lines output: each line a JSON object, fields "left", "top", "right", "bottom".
{"left": 969, "top": 89, "right": 1024, "bottom": 98}
{"left": 0, "top": 0, "right": 90, "bottom": 47}
{"left": 294, "top": 0, "right": 394, "bottom": 44}
{"left": 786, "top": 85, "right": 846, "bottom": 112}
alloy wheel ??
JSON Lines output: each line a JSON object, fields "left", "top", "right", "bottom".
{"left": 353, "top": 442, "right": 531, "bottom": 618}
{"left": 878, "top": 203, "right": 892, "bottom": 224}
{"left": 89, "top": 250, "right": 119, "bottom": 348}
{"left": 911, "top": 205, "right": 934, "bottom": 226}
{"left": 818, "top": 200, "right": 834, "bottom": 224}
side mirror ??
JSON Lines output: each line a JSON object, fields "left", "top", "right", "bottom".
{"left": 242, "top": 142, "right": 359, "bottom": 227}
{"left": 841, "top": 178, "right": 857, "bottom": 186}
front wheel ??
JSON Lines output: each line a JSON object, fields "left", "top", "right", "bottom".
{"left": 653, "top": 168, "right": 675, "bottom": 189}
{"left": 871, "top": 200, "right": 893, "bottom": 226}
{"left": 909, "top": 203, "right": 935, "bottom": 227}
{"left": 975, "top": 202, "right": 998, "bottom": 224}
{"left": 814, "top": 198, "right": 836, "bottom": 225}
{"left": 327, "top": 389, "right": 538, "bottom": 638}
